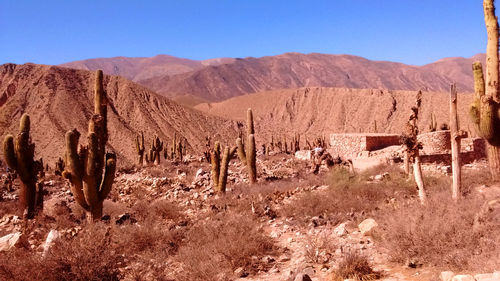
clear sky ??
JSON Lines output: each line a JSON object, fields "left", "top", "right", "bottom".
{"left": 0, "top": 0, "right": 486, "bottom": 66}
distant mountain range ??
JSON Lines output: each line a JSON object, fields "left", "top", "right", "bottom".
{"left": 60, "top": 52, "right": 484, "bottom": 103}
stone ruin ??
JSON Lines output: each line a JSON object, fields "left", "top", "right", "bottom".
{"left": 296, "top": 131, "right": 486, "bottom": 171}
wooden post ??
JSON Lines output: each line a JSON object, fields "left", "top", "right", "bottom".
{"left": 450, "top": 83, "right": 463, "bottom": 201}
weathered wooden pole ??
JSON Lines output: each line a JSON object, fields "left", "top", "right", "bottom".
{"left": 450, "top": 83, "right": 465, "bottom": 200}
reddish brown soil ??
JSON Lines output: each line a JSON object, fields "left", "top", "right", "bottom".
{"left": 0, "top": 63, "right": 238, "bottom": 166}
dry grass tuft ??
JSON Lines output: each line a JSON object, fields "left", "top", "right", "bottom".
{"left": 379, "top": 191, "right": 500, "bottom": 270}
{"left": 332, "top": 251, "right": 379, "bottom": 281}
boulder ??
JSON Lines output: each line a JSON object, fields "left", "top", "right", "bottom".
{"left": 294, "top": 273, "right": 312, "bottom": 281}
{"left": 358, "top": 218, "right": 379, "bottom": 236}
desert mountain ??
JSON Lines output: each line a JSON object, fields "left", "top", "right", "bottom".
{"left": 195, "top": 87, "right": 476, "bottom": 140}
{"left": 59, "top": 55, "right": 234, "bottom": 82}
{"left": 140, "top": 53, "right": 483, "bottom": 102}
{"left": 0, "top": 63, "right": 238, "bottom": 166}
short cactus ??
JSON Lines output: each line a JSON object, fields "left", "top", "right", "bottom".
{"left": 62, "top": 70, "right": 117, "bottom": 222}
{"left": 3, "top": 114, "right": 44, "bottom": 219}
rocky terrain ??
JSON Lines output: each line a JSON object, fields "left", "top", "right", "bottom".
{"left": 0, "top": 150, "right": 497, "bottom": 281}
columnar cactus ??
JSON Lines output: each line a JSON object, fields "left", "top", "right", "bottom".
{"left": 210, "top": 141, "right": 236, "bottom": 192}
{"left": 235, "top": 108, "right": 257, "bottom": 183}
{"left": 151, "top": 136, "right": 163, "bottom": 165}
{"left": 62, "top": 70, "right": 117, "bottom": 222}
{"left": 3, "top": 114, "right": 44, "bottom": 219}
{"left": 469, "top": 0, "right": 500, "bottom": 181}
{"left": 135, "top": 132, "right": 145, "bottom": 165}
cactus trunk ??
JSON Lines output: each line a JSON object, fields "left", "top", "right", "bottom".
{"left": 469, "top": 0, "right": 500, "bottom": 181}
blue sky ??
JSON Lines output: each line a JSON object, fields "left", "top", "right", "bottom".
{"left": 0, "top": 0, "right": 485, "bottom": 66}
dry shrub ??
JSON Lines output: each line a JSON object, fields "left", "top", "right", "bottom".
{"left": 0, "top": 223, "right": 123, "bottom": 281}
{"left": 132, "top": 199, "right": 184, "bottom": 222}
{"left": 174, "top": 213, "right": 277, "bottom": 281}
{"left": 379, "top": 192, "right": 500, "bottom": 270}
{"left": 332, "top": 251, "right": 379, "bottom": 281}
{"left": 304, "top": 233, "right": 336, "bottom": 264}
{"left": 280, "top": 165, "right": 415, "bottom": 223}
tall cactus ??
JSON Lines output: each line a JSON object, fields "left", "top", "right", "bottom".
{"left": 428, "top": 113, "right": 437, "bottom": 132}
{"left": 470, "top": 0, "right": 500, "bottom": 181}
{"left": 62, "top": 70, "right": 117, "bottom": 222}
{"left": 210, "top": 141, "right": 236, "bottom": 192}
{"left": 235, "top": 108, "right": 257, "bottom": 184}
{"left": 3, "top": 114, "right": 44, "bottom": 219}
{"left": 135, "top": 132, "right": 145, "bottom": 165}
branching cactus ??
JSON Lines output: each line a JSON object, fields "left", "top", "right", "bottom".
{"left": 62, "top": 70, "right": 117, "bottom": 222}
{"left": 235, "top": 108, "right": 257, "bottom": 183}
{"left": 135, "top": 132, "right": 145, "bottom": 165}
{"left": 3, "top": 114, "right": 44, "bottom": 219}
{"left": 470, "top": 0, "right": 500, "bottom": 181}
{"left": 210, "top": 141, "right": 236, "bottom": 192}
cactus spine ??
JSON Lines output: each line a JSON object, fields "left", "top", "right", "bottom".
{"left": 62, "top": 70, "right": 117, "bottom": 222}
{"left": 3, "top": 114, "right": 44, "bottom": 219}
{"left": 135, "top": 132, "right": 145, "bottom": 165}
{"left": 470, "top": 0, "right": 500, "bottom": 180}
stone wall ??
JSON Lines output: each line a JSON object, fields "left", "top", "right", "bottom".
{"left": 329, "top": 133, "right": 400, "bottom": 159}
{"left": 417, "top": 130, "right": 451, "bottom": 155}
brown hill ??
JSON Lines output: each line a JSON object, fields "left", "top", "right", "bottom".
{"left": 140, "top": 53, "right": 483, "bottom": 102}
{"left": 195, "top": 87, "right": 476, "bottom": 141}
{"left": 59, "top": 54, "right": 235, "bottom": 82}
{"left": 0, "top": 63, "right": 238, "bottom": 166}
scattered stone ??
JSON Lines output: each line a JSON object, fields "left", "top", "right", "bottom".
{"left": 334, "top": 222, "right": 348, "bottom": 236}
{"left": 358, "top": 218, "right": 378, "bottom": 236}
{"left": 0, "top": 232, "right": 26, "bottom": 251}
{"left": 115, "top": 213, "right": 136, "bottom": 225}
{"left": 234, "top": 267, "right": 248, "bottom": 277}
{"left": 440, "top": 271, "right": 455, "bottom": 281}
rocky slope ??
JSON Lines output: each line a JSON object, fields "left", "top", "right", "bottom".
{"left": 195, "top": 87, "right": 476, "bottom": 140}
{"left": 60, "top": 54, "right": 234, "bottom": 82}
{"left": 140, "top": 53, "right": 483, "bottom": 101}
{"left": 0, "top": 63, "right": 238, "bottom": 165}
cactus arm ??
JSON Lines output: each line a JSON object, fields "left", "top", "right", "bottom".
{"left": 3, "top": 135, "right": 17, "bottom": 170}
{"left": 485, "top": 0, "right": 499, "bottom": 101}
{"left": 98, "top": 154, "right": 116, "bottom": 201}
{"left": 63, "top": 130, "right": 89, "bottom": 210}
{"left": 247, "top": 108, "right": 254, "bottom": 136}
{"left": 19, "top": 114, "right": 30, "bottom": 133}
{"left": 236, "top": 137, "right": 247, "bottom": 163}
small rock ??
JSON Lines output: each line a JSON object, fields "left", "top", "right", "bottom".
{"left": 440, "top": 271, "right": 455, "bottom": 281}
{"left": 42, "top": 230, "right": 60, "bottom": 258}
{"left": 0, "top": 232, "right": 26, "bottom": 251}
{"left": 234, "top": 267, "right": 248, "bottom": 277}
{"left": 452, "top": 275, "right": 475, "bottom": 281}
{"left": 294, "top": 273, "right": 312, "bottom": 281}
{"left": 334, "top": 222, "right": 348, "bottom": 236}
{"left": 358, "top": 218, "right": 379, "bottom": 236}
